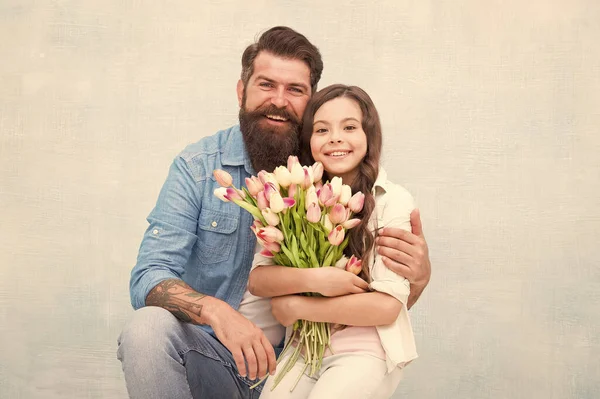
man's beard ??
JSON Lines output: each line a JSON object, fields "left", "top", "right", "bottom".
{"left": 239, "top": 102, "right": 301, "bottom": 173}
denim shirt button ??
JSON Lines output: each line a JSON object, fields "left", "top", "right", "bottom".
{"left": 211, "top": 221, "right": 218, "bottom": 228}
{"left": 152, "top": 229, "right": 159, "bottom": 235}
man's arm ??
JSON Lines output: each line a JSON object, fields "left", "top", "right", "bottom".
{"left": 377, "top": 209, "right": 431, "bottom": 309}
{"left": 131, "top": 156, "right": 275, "bottom": 380}
{"left": 145, "top": 278, "right": 276, "bottom": 380}
{"left": 145, "top": 279, "right": 211, "bottom": 325}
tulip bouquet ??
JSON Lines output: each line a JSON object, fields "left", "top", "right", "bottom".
{"left": 213, "top": 155, "right": 365, "bottom": 391}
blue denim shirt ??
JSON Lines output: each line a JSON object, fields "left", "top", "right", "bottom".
{"left": 130, "top": 125, "right": 257, "bottom": 334}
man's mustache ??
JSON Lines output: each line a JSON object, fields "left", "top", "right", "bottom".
{"left": 248, "top": 104, "right": 301, "bottom": 125}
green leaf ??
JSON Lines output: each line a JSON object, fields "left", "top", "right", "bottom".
{"left": 291, "top": 238, "right": 301, "bottom": 266}
{"left": 307, "top": 245, "right": 319, "bottom": 268}
{"left": 299, "top": 232, "right": 309, "bottom": 251}
{"left": 292, "top": 211, "right": 302, "bottom": 238}
{"left": 280, "top": 245, "right": 295, "bottom": 266}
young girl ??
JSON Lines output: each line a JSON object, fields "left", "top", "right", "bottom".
{"left": 248, "top": 84, "right": 418, "bottom": 398}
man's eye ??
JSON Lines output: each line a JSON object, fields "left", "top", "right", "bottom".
{"left": 259, "top": 82, "right": 273, "bottom": 88}
{"left": 289, "top": 87, "right": 303, "bottom": 93}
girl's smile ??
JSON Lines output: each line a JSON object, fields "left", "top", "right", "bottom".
{"left": 310, "top": 97, "right": 368, "bottom": 185}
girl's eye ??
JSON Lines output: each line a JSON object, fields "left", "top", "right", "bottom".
{"left": 315, "top": 128, "right": 328, "bottom": 134}
{"left": 345, "top": 125, "right": 356, "bottom": 131}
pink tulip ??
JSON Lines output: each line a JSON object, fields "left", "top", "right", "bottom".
{"left": 314, "top": 181, "right": 323, "bottom": 191}
{"left": 312, "top": 162, "right": 324, "bottom": 182}
{"left": 328, "top": 225, "right": 345, "bottom": 246}
{"left": 287, "top": 155, "right": 299, "bottom": 171}
{"left": 345, "top": 255, "right": 362, "bottom": 275}
{"left": 214, "top": 187, "right": 229, "bottom": 202}
{"left": 330, "top": 176, "right": 343, "bottom": 197}
{"left": 262, "top": 208, "right": 280, "bottom": 226}
{"left": 290, "top": 162, "right": 304, "bottom": 185}
{"left": 269, "top": 192, "right": 285, "bottom": 213}
{"left": 347, "top": 192, "right": 365, "bottom": 213}
{"left": 257, "top": 170, "right": 268, "bottom": 184}
{"left": 245, "top": 177, "right": 262, "bottom": 197}
{"left": 263, "top": 241, "right": 281, "bottom": 253}
{"left": 329, "top": 203, "right": 347, "bottom": 225}
{"left": 251, "top": 220, "right": 264, "bottom": 235}
{"left": 306, "top": 203, "right": 322, "bottom": 223}
{"left": 259, "top": 248, "right": 274, "bottom": 258}
{"left": 305, "top": 186, "right": 318, "bottom": 208}
{"left": 339, "top": 185, "right": 352, "bottom": 205}
{"left": 334, "top": 255, "right": 349, "bottom": 269}
{"left": 288, "top": 183, "right": 297, "bottom": 199}
{"left": 318, "top": 184, "right": 334, "bottom": 206}
{"left": 283, "top": 197, "right": 296, "bottom": 208}
{"left": 264, "top": 182, "right": 278, "bottom": 201}
{"left": 258, "top": 171, "right": 280, "bottom": 190}
{"left": 273, "top": 166, "right": 292, "bottom": 187}
{"left": 257, "top": 191, "right": 269, "bottom": 210}
{"left": 342, "top": 218, "right": 361, "bottom": 229}
{"left": 224, "top": 188, "right": 243, "bottom": 201}
{"left": 301, "top": 167, "right": 312, "bottom": 189}
{"left": 213, "top": 169, "right": 233, "bottom": 187}
{"left": 257, "top": 226, "right": 284, "bottom": 243}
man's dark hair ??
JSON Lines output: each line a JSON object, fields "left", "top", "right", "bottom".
{"left": 241, "top": 26, "right": 323, "bottom": 94}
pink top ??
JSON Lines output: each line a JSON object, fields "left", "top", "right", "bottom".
{"left": 326, "top": 325, "right": 386, "bottom": 360}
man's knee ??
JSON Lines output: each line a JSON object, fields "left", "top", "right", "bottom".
{"left": 118, "top": 306, "right": 181, "bottom": 355}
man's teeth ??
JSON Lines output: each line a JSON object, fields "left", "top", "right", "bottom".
{"left": 266, "top": 114, "right": 288, "bottom": 121}
{"left": 330, "top": 151, "right": 349, "bottom": 157}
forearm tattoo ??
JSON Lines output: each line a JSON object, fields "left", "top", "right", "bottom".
{"left": 146, "top": 279, "right": 207, "bottom": 324}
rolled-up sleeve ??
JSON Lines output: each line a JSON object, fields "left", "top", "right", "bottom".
{"left": 250, "top": 251, "right": 275, "bottom": 271}
{"left": 129, "top": 156, "right": 203, "bottom": 310}
{"left": 369, "top": 184, "right": 418, "bottom": 371}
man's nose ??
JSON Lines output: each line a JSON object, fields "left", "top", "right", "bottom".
{"left": 271, "top": 87, "right": 288, "bottom": 108}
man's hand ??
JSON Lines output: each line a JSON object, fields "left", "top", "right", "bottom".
{"left": 271, "top": 295, "right": 303, "bottom": 327}
{"left": 311, "top": 267, "right": 369, "bottom": 297}
{"left": 210, "top": 303, "right": 277, "bottom": 381}
{"left": 377, "top": 208, "right": 431, "bottom": 289}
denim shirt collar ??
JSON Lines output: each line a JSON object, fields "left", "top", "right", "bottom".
{"left": 221, "top": 125, "right": 255, "bottom": 176}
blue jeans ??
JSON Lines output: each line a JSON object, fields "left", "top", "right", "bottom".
{"left": 117, "top": 307, "right": 263, "bottom": 399}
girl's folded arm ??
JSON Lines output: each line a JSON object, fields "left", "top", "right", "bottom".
{"left": 248, "top": 265, "right": 317, "bottom": 297}
{"left": 292, "top": 292, "right": 402, "bottom": 326}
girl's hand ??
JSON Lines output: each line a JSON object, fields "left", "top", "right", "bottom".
{"left": 311, "top": 267, "right": 369, "bottom": 297}
{"left": 271, "top": 295, "right": 303, "bottom": 327}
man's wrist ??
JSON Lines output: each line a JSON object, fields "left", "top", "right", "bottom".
{"left": 411, "top": 279, "right": 429, "bottom": 292}
{"left": 200, "top": 296, "right": 228, "bottom": 327}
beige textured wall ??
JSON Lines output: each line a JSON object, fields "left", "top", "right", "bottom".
{"left": 1, "top": 1, "right": 599, "bottom": 398}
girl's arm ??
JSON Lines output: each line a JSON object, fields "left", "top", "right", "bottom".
{"left": 272, "top": 292, "right": 402, "bottom": 327}
{"left": 269, "top": 183, "right": 417, "bottom": 328}
{"left": 248, "top": 266, "right": 314, "bottom": 297}
{"left": 248, "top": 264, "right": 369, "bottom": 298}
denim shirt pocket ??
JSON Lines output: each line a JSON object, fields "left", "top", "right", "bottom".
{"left": 195, "top": 209, "right": 238, "bottom": 264}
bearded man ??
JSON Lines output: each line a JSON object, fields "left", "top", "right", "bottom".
{"left": 117, "top": 26, "right": 431, "bottom": 399}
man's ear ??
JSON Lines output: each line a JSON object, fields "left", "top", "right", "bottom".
{"left": 236, "top": 79, "right": 244, "bottom": 107}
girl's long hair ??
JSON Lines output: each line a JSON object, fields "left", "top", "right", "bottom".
{"left": 300, "top": 84, "right": 383, "bottom": 282}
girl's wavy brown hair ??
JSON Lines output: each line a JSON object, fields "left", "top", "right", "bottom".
{"left": 300, "top": 84, "right": 382, "bottom": 282}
